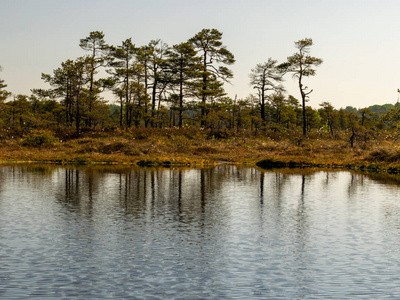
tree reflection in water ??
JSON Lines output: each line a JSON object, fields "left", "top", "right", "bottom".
{"left": 1, "top": 165, "right": 400, "bottom": 298}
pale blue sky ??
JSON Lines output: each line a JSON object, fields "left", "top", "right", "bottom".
{"left": 1, "top": 0, "right": 400, "bottom": 108}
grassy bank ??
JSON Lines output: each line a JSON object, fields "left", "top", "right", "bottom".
{"left": 1, "top": 128, "right": 400, "bottom": 171}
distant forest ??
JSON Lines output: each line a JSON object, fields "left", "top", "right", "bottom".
{"left": 1, "top": 29, "right": 400, "bottom": 141}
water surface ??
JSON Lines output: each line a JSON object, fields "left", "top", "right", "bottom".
{"left": 1, "top": 165, "right": 400, "bottom": 299}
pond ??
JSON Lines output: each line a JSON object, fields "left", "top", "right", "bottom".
{"left": 1, "top": 165, "right": 400, "bottom": 299}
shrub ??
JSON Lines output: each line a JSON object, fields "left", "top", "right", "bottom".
{"left": 366, "top": 148, "right": 400, "bottom": 163}
{"left": 101, "top": 141, "right": 132, "bottom": 154}
{"left": 23, "top": 130, "right": 58, "bottom": 148}
{"left": 367, "top": 149, "right": 392, "bottom": 162}
{"left": 132, "top": 128, "right": 153, "bottom": 140}
{"left": 206, "top": 129, "right": 235, "bottom": 139}
{"left": 75, "top": 139, "right": 105, "bottom": 153}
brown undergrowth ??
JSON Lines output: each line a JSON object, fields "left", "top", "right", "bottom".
{"left": 0, "top": 128, "right": 399, "bottom": 170}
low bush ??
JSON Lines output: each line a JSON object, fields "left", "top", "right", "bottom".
{"left": 367, "top": 149, "right": 393, "bottom": 162}
{"left": 101, "top": 140, "right": 135, "bottom": 155}
{"left": 366, "top": 148, "right": 400, "bottom": 163}
{"left": 206, "top": 129, "right": 235, "bottom": 139}
{"left": 131, "top": 128, "right": 154, "bottom": 140}
{"left": 23, "top": 130, "right": 58, "bottom": 148}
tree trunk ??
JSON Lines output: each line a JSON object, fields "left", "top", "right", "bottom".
{"left": 119, "top": 95, "right": 123, "bottom": 128}
{"left": 75, "top": 93, "right": 80, "bottom": 135}
{"left": 201, "top": 51, "right": 207, "bottom": 127}
{"left": 260, "top": 88, "right": 266, "bottom": 123}
{"left": 300, "top": 84, "right": 307, "bottom": 136}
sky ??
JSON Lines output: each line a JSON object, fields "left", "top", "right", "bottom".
{"left": 1, "top": 0, "right": 400, "bottom": 109}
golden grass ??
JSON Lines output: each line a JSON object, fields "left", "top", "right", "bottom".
{"left": 0, "top": 128, "right": 400, "bottom": 171}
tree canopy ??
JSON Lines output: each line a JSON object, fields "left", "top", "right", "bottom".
{"left": 0, "top": 30, "right": 398, "bottom": 148}
{"left": 285, "top": 38, "right": 323, "bottom": 135}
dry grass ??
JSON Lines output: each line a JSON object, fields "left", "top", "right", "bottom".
{"left": 0, "top": 128, "right": 399, "bottom": 170}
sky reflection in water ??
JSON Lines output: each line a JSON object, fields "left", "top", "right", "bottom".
{"left": 0, "top": 165, "right": 400, "bottom": 299}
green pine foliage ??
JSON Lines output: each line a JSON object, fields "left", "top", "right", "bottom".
{"left": 0, "top": 30, "right": 399, "bottom": 159}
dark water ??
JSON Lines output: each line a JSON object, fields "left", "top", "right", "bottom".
{"left": 1, "top": 165, "right": 400, "bottom": 299}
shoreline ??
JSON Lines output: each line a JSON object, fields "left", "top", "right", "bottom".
{"left": 0, "top": 151, "right": 399, "bottom": 174}
{"left": 1, "top": 132, "right": 400, "bottom": 173}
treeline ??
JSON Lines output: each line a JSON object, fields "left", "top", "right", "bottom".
{"left": 1, "top": 29, "right": 400, "bottom": 142}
